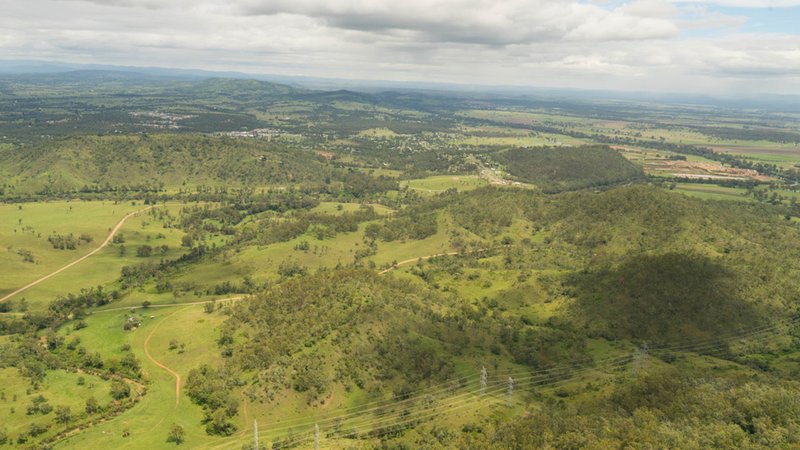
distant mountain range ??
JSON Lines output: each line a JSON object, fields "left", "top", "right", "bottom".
{"left": 1, "top": 59, "right": 799, "bottom": 112}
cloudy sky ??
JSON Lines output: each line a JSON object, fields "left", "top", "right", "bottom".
{"left": 1, "top": 0, "right": 799, "bottom": 94}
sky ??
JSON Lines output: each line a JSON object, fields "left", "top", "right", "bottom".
{"left": 1, "top": 0, "right": 799, "bottom": 95}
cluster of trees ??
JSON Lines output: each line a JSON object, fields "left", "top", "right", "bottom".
{"left": 47, "top": 233, "right": 80, "bottom": 250}
{"left": 494, "top": 146, "right": 645, "bottom": 192}
{"left": 48, "top": 286, "right": 119, "bottom": 322}
{"left": 184, "top": 365, "right": 239, "bottom": 436}
{"left": 337, "top": 170, "right": 399, "bottom": 198}
{"left": 697, "top": 125, "right": 800, "bottom": 144}
{"left": 365, "top": 212, "right": 438, "bottom": 242}
{"left": 235, "top": 205, "right": 380, "bottom": 246}
{"left": 454, "top": 365, "right": 800, "bottom": 449}
{"left": 195, "top": 270, "right": 476, "bottom": 415}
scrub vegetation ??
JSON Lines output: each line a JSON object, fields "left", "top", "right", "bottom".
{"left": 1, "top": 72, "right": 799, "bottom": 449}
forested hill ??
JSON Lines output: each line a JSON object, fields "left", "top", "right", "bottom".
{"left": 183, "top": 185, "right": 800, "bottom": 447}
{"left": 495, "top": 145, "right": 645, "bottom": 192}
{"left": 0, "top": 134, "right": 325, "bottom": 195}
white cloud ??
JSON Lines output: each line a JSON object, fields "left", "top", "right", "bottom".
{"left": 0, "top": 0, "right": 797, "bottom": 95}
{"left": 678, "top": 6, "right": 748, "bottom": 29}
{"left": 233, "top": 0, "right": 682, "bottom": 44}
{"left": 620, "top": 0, "right": 679, "bottom": 18}
{"left": 670, "top": 0, "right": 800, "bottom": 6}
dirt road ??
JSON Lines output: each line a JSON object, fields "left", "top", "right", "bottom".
{"left": 142, "top": 306, "right": 190, "bottom": 407}
{"left": 378, "top": 251, "right": 461, "bottom": 274}
{"left": 0, "top": 206, "right": 153, "bottom": 303}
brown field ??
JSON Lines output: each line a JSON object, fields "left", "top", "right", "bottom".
{"left": 617, "top": 146, "right": 771, "bottom": 181}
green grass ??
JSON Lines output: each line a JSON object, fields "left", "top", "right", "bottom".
{"left": 671, "top": 183, "right": 752, "bottom": 202}
{"left": 1, "top": 203, "right": 190, "bottom": 310}
{"left": 401, "top": 175, "right": 488, "bottom": 193}
{"left": 733, "top": 151, "right": 800, "bottom": 169}
{"left": 356, "top": 127, "right": 399, "bottom": 137}
{"left": 57, "top": 305, "right": 226, "bottom": 450}
{"left": 0, "top": 200, "right": 144, "bottom": 301}
{"left": 0, "top": 367, "right": 114, "bottom": 444}
{"left": 309, "top": 202, "right": 393, "bottom": 216}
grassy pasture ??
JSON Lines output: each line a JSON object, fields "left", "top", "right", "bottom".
{"left": 0, "top": 201, "right": 144, "bottom": 301}
{"left": 310, "top": 202, "right": 394, "bottom": 216}
{"left": 352, "top": 167, "right": 404, "bottom": 178}
{"left": 194, "top": 230, "right": 363, "bottom": 284}
{"left": 57, "top": 305, "right": 224, "bottom": 450}
{"left": 401, "top": 175, "right": 488, "bottom": 193}
{"left": 671, "top": 184, "right": 752, "bottom": 202}
{"left": 717, "top": 148, "right": 800, "bottom": 169}
{"left": 0, "top": 368, "right": 114, "bottom": 445}
{"left": 167, "top": 211, "right": 465, "bottom": 295}
{"left": 356, "top": 127, "right": 398, "bottom": 138}
{"left": 1, "top": 203, "right": 190, "bottom": 311}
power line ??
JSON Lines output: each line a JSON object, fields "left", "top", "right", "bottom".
{"left": 259, "top": 316, "right": 798, "bottom": 447}
{"left": 261, "top": 319, "right": 792, "bottom": 442}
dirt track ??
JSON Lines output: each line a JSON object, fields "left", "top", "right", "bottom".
{"left": 142, "top": 306, "right": 190, "bottom": 407}
{"left": 0, "top": 206, "right": 153, "bottom": 303}
{"left": 378, "top": 252, "right": 461, "bottom": 274}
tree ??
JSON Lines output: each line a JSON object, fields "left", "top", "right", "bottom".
{"left": 181, "top": 234, "right": 193, "bottom": 247}
{"left": 167, "top": 423, "right": 185, "bottom": 444}
{"left": 85, "top": 397, "right": 100, "bottom": 414}
{"left": 136, "top": 245, "right": 153, "bottom": 257}
{"left": 56, "top": 405, "right": 71, "bottom": 424}
{"left": 110, "top": 381, "right": 131, "bottom": 400}
{"left": 205, "top": 409, "right": 236, "bottom": 436}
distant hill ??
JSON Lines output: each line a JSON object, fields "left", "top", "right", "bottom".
{"left": 494, "top": 145, "right": 644, "bottom": 192}
{"left": 0, "top": 134, "right": 325, "bottom": 196}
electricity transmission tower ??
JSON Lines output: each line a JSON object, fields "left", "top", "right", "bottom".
{"left": 506, "top": 376, "right": 514, "bottom": 407}
{"left": 254, "top": 420, "right": 258, "bottom": 450}
{"left": 632, "top": 341, "right": 649, "bottom": 376}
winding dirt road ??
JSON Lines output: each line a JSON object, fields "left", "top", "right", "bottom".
{"left": 0, "top": 206, "right": 153, "bottom": 303}
{"left": 142, "top": 306, "right": 191, "bottom": 407}
{"left": 378, "top": 251, "right": 461, "bottom": 274}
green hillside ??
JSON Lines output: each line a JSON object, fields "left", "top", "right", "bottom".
{"left": 494, "top": 145, "right": 645, "bottom": 192}
{"left": 0, "top": 134, "right": 322, "bottom": 194}
{"left": 2, "top": 74, "right": 800, "bottom": 449}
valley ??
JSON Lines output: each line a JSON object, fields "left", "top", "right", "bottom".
{"left": 1, "top": 73, "right": 800, "bottom": 449}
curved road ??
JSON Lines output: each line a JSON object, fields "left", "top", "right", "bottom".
{"left": 91, "top": 248, "right": 492, "bottom": 410}
{"left": 0, "top": 206, "right": 153, "bottom": 303}
{"left": 142, "top": 306, "right": 191, "bottom": 407}
{"left": 378, "top": 251, "right": 463, "bottom": 274}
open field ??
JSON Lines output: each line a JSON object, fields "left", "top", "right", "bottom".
{"left": 0, "top": 201, "right": 145, "bottom": 301}
{"left": 1, "top": 203, "right": 193, "bottom": 310}
{"left": 713, "top": 146, "right": 800, "bottom": 169}
{"left": 0, "top": 368, "right": 115, "bottom": 444}
{"left": 671, "top": 183, "right": 753, "bottom": 202}
{"left": 56, "top": 306, "right": 219, "bottom": 450}
{"left": 401, "top": 175, "right": 488, "bottom": 193}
